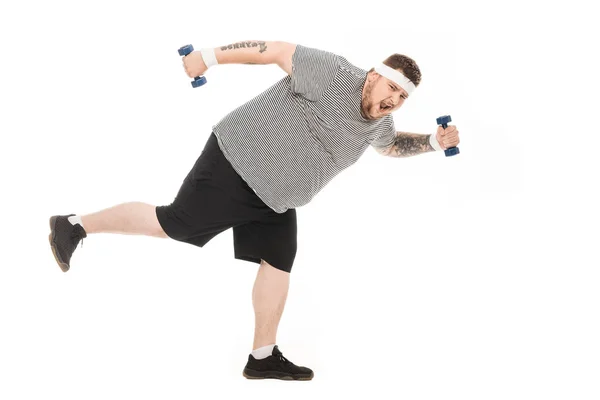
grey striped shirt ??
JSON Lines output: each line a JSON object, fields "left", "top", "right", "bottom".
{"left": 212, "top": 44, "right": 396, "bottom": 213}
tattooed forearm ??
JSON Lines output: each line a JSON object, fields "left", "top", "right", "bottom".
{"left": 388, "top": 132, "right": 435, "bottom": 157}
{"left": 221, "top": 41, "right": 267, "bottom": 53}
{"left": 214, "top": 41, "right": 293, "bottom": 73}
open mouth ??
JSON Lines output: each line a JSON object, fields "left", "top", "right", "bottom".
{"left": 379, "top": 102, "right": 391, "bottom": 112}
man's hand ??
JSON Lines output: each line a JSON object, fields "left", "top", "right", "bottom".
{"left": 435, "top": 125, "right": 460, "bottom": 150}
{"left": 182, "top": 51, "right": 208, "bottom": 79}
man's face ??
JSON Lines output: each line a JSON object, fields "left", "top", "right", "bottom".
{"left": 361, "top": 71, "right": 409, "bottom": 120}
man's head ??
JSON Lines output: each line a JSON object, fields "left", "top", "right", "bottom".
{"left": 360, "top": 54, "right": 421, "bottom": 120}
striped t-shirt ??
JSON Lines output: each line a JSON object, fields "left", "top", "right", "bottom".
{"left": 212, "top": 44, "right": 396, "bottom": 214}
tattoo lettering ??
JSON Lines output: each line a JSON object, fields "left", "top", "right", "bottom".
{"left": 221, "top": 41, "right": 268, "bottom": 53}
{"left": 389, "top": 132, "right": 434, "bottom": 157}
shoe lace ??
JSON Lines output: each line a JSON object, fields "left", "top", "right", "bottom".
{"left": 277, "top": 354, "right": 290, "bottom": 364}
{"left": 70, "top": 230, "right": 84, "bottom": 248}
{"left": 273, "top": 349, "right": 291, "bottom": 364}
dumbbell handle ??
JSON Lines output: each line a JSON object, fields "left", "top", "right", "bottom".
{"left": 436, "top": 115, "right": 460, "bottom": 157}
{"left": 178, "top": 44, "right": 207, "bottom": 88}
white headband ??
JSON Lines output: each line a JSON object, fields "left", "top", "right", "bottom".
{"left": 374, "top": 63, "right": 416, "bottom": 96}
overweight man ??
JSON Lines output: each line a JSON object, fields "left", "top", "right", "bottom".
{"left": 48, "top": 40, "right": 460, "bottom": 380}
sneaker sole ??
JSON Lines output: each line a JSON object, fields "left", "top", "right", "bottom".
{"left": 48, "top": 216, "right": 70, "bottom": 273}
{"left": 243, "top": 368, "right": 313, "bottom": 381}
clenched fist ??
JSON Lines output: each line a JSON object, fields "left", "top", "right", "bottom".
{"left": 435, "top": 125, "right": 460, "bottom": 150}
{"left": 182, "top": 51, "right": 208, "bottom": 78}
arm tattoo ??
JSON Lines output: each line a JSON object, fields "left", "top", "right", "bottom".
{"left": 221, "top": 41, "right": 268, "bottom": 53}
{"left": 389, "top": 132, "right": 435, "bottom": 157}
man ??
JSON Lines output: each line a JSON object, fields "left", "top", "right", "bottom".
{"left": 48, "top": 41, "right": 460, "bottom": 381}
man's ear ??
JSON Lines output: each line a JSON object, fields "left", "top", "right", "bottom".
{"left": 367, "top": 70, "right": 379, "bottom": 82}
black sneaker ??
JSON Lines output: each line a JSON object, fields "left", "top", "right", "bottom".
{"left": 243, "top": 345, "right": 314, "bottom": 381}
{"left": 48, "top": 214, "right": 87, "bottom": 272}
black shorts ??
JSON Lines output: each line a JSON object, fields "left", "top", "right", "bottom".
{"left": 155, "top": 133, "right": 297, "bottom": 273}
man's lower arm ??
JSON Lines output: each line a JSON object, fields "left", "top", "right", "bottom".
{"left": 387, "top": 132, "right": 435, "bottom": 157}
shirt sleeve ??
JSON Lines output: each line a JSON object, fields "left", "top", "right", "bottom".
{"left": 290, "top": 45, "right": 340, "bottom": 101}
{"left": 370, "top": 115, "right": 396, "bottom": 150}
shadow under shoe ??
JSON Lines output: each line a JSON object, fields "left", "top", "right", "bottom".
{"left": 243, "top": 345, "right": 314, "bottom": 381}
{"left": 48, "top": 214, "right": 87, "bottom": 272}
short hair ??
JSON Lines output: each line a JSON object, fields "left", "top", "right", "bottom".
{"left": 370, "top": 54, "right": 422, "bottom": 87}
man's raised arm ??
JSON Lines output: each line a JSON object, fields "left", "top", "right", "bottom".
{"left": 182, "top": 41, "right": 296, "bottom": 78}
{"left": 214, "top": 41, "right": 296, "bottom": 75}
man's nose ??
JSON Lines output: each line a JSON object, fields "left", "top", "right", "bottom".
{"left": 389, "top": 94, "right": 401, "bottom": 106}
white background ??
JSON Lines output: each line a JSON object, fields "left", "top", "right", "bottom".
{"left": 1, "top": 0, "right": 599, "bottom": 398}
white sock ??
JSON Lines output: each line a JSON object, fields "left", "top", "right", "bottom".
{"left": 68, "top": 215, "right": 85, "bottom": 230}
{"left": 251, "top": 344, "right": 276, "bottom": 360}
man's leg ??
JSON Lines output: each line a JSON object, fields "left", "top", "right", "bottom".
{"left": 49, "top": 201, "right": 168, "bottom": 272}
{"left": 243, "top": 259, "right": 313, "bottom": 380}
{"left": 252, "top": 259, "right": 289, "bottom": 350}
{"left": 81, "top": 201, "right": 168, "bottom": 238}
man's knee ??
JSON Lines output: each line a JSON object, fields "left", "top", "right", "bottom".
{"left": 156, "top": 229, "right": 169, "bottom": 238}
{"left": 153, "top": 221, "right": 170, "bottom": 238}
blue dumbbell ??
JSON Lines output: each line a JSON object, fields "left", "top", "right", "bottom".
{"left": 178, "top": 44, "right": 207, "bottom": 88}
{"left": 436, "top": 115, "right": 460, "bottom": 157}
